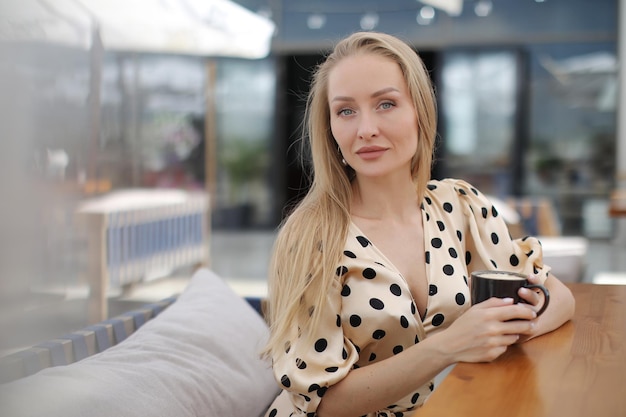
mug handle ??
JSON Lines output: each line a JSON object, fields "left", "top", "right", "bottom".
{"left": 525, "top": 284, "right": 550, "bottom": 316}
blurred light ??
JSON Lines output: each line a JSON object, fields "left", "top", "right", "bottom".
{"left": 307, "top": 13, "right": 326, "bottom": 30}
{"left": 474, "top": 0, "right": 492, "bottom": 17}
{"left": 535, "top": 0, "right": 546, "bottom": 2}
{"left": 360, "top": 12, "right": 379, "bottom": 31}
{"left": 416, "top": 6, "right": 436, "bottom": 25}
{"left": 417, "top": 0, "right": 463, "bottom": 16}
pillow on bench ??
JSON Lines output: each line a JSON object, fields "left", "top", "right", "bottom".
{"left": 0, "top": 268, "right": 279, "bottom": 417}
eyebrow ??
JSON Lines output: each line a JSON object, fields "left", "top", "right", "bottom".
{"left": 330, "top": 87, "right": 400, "bottom": 103}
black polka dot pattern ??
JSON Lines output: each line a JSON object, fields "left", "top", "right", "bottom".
{"left": 429, "top": 284, "right": 437, "bottom": 296}
{"left": 390, "top": 284, "right": 402, "bottom": 296}
{"left": 432, "top": 313, "right": 445, "bottom": 327}
{"left": 455, "top": 293, "right": 466, "bottom": 305}
{"left": 314, "top": 339, "right": 327, "bottom": 352}
{"left": 363, "top": 268, "right": 377, "bottom": 279}
{"left": 265, "top": 178, "right": 549, "bottom": 417}
{"left": 350, "top": 315, "right": 361, "bottom": 327}
{"left": 373, "top": 329, "right": 386, "bottom": 339}
{"left": 356, "top": 236, "right": 371, "bottom": 247}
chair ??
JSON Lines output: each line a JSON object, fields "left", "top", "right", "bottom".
{"left": 503, "top": 197, "right": 561, "bottom": 238}
{"left": 489, "top": 196, "right": 588, "bottom": 283}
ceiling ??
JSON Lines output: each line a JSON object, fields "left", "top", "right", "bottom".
{"left": 230, "top": 0, "right": 618, "bottom": 53}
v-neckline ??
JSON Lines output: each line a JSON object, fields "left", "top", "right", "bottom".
{"left": 348, "top": 219, "right": 431, "bottom": 322}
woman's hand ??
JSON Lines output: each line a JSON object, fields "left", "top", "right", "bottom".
{"left": 514, "top": 274, "right": 546, "bottom": 343}
{"left": 436, "top": 298, "right": 536, "bottom": 363}
{"left": 517, "top": 274, "right": 547, "bottom": 312}
{"left": 514, "top": 273, "right": 574, "bottom": 343}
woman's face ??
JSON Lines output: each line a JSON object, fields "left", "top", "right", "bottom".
{"left": 328, "top": 53, "right": 418, "bottom": 181}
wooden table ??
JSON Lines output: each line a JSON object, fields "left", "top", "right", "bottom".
{"left": 411, "top": 283, "right": 626, "bottom": 417}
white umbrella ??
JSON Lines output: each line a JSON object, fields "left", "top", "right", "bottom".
{"left": 161, "top": 0, "right": 275, "bottom": 59}
{"left": 0, "top": 0, "right": 275, "bottom": 59}
{"left": 0, "top": 0, "right": 90, "bottom": 48}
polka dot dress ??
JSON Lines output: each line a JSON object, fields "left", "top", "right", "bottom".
{"left": 264, "top": 178, "right": 550, "bottom": 417}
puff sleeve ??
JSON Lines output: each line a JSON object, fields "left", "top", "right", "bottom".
{"left": 270, "top": 280, "right": 359, "bottom": 415}
{"left": 447, "top": 179, "right": 552, "bottom": 283}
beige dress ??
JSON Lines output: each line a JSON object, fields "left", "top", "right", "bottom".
{"left": 264, "top": 178, "right": 550, "bottom": 417}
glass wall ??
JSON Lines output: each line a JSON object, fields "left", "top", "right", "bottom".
{"left": 439, "top": 50, "right": 521, "bottom": 197}
{"left": 525, "top": 42, "right": 617, "bottom": 236}
{"left": 99, "top": 54, "right": 207, "bottom": 191}
{"left": 213, "top": 58, "right": 277, "bottom": 229}
{"left": 98, "top": 54, "right": 278, "bottom": 230}
{"left": 438, "top": 41, "right": 617, "bottom": 237}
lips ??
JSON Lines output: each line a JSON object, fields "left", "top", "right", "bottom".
{"left": 356, "top": 146, "right": 387, "bottom": 160}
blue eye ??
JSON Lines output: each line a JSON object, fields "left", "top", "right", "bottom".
{"left": 338, "top": 108, "right": 354, "bottom": 116}
{"left": 380, "top": 102, "right": 395, "bottom": 110}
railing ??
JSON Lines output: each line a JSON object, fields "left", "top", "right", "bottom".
{"left": 77, "top": 189, "right": 210, "bottom": 322}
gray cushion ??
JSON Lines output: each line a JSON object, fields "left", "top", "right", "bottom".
{"left": 0, "top": 268, "right": 279, "bottom": 417}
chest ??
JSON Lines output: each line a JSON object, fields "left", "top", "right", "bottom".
{"left": 352, "top": 219, "right": 429, "bottom": 317}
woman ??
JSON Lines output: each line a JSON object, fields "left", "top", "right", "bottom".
{"left": 263, "top": 32, "right": 575, "bottom": 417}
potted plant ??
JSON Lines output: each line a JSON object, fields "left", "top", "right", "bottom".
{"left": 218, "top": 138, "right": 268, "bottom": 228}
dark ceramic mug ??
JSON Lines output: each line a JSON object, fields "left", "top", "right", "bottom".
{"left": 470, "top": 270, "right": 550, "bottom": 316}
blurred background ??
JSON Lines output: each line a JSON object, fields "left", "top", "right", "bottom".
{"left": 0, "top": 0, "right": 624, "bottom": 357}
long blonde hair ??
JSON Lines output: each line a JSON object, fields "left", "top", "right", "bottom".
{"left": 263, "top": 32, "right": 438, "bottom": 359}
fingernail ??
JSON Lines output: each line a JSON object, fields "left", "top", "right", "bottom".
{"left": 502, "top": 297, "right": 514, "bottom": 303}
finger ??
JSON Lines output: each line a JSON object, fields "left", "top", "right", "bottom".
{"left": 501, "top": 318, "right": 535, "bottom": 335}
{"left": 518, "top": 287, "right": 540, "bottom": 306}
{"left": 526, "top": 273, "right": 541, "bottom": 284}
{"left": 502, "top": 334, "right": 521, "bottom": 345}
{"left": 496, "top": 304, "right": 537, "bottom": 322}
{"left": 475, "top": 297, "right": 515, "bottom": 309}
{"left": 481, "top": 335, "right": 520, "bottom": 361}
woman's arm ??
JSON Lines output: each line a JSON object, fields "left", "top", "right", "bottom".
{"left": 316, "top": 298, "right": 537, "bottom": 417}
{"left": 516, "top": 274, "right": 575, "bottom": 343}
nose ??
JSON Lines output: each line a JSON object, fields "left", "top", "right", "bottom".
{"left": 357, "top": 111, "right": 379, "bottom": 140}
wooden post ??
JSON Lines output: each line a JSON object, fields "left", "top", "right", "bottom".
{"left": 204, "top": 60, "right": 217, "bottom": 266}
{"left": 82, "top": 212, "right": 109, "bottom": 323}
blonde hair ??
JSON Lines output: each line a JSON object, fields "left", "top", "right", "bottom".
{"left": 263, "top": 32, "right": 437, "bottom": 359}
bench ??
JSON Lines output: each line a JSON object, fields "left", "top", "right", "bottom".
{"left": 0, "top": 269, "right": 279, "bottom": 417}
{"left": 0, "top": 296, "right": 177, "bottom": 384}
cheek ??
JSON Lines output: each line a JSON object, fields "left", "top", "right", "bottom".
{"left": 403, "top": 118, "right": 420, "bottom": 149}
{"left": 330, "top": 119, "right": 351, "bottom": 145}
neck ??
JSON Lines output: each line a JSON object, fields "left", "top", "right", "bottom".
{"left": 351, "top": 172, "right": 420, "bottom": 222}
